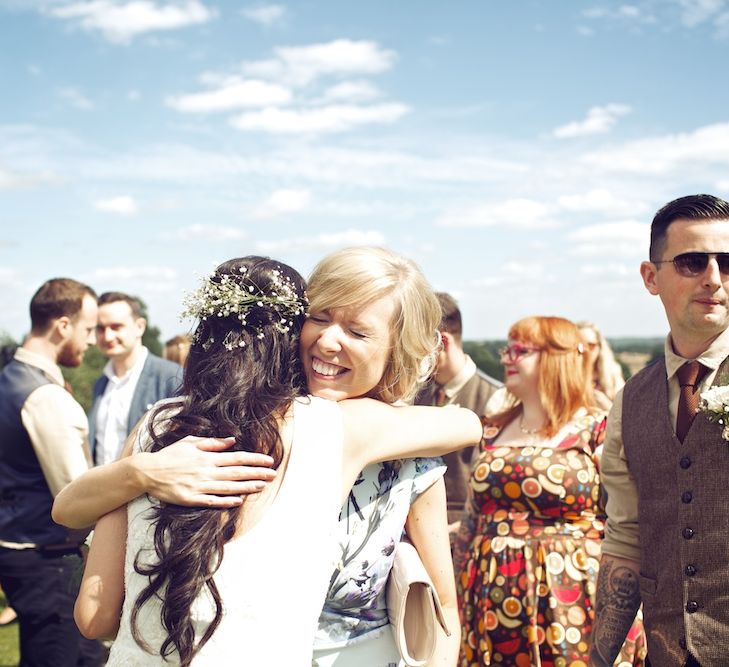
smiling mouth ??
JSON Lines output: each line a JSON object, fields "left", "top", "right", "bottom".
{"left": 695, "top": 298, "right": 723, "bottom": 306}
{"left": 311, "top": 357, "right": 347, "bottom": 378}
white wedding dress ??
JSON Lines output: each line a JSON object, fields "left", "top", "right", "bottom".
{"left": 106, "top": 396, "right": 343, "bottom": 666}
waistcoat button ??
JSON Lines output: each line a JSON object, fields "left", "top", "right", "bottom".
{"left": 686, "top": 600, "right": 699, "bottom": 613}
{"left": 679, "top": 638, "right": 687, "bottom": 650}
{"left": 685, "top": 564, "right": 697, "bottom": 576}
{"left": 682, "top": 491, "right": 693, "bottom": 503}
{"left": 682, "top": 527, "right": 694, "bottom": 539}
{"left": 680, "top": 456, "right": 691, "bottom": 469}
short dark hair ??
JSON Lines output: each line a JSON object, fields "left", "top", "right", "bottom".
{"left": 97, "top": 291, "right": 144, "bottom": 319}
{"left": 436, "top": 292, "right": 462, "bottom": 339}
{"left": 650, "top": 194, "right": 729, "bottom": 261}
{"left": 30, "top": 278, "right": 97, "bottom": 333}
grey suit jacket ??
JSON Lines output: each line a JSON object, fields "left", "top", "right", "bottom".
{"left": 88, "top": 353, "right": 181, "bottom": 463}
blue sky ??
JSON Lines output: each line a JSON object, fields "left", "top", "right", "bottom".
{"left": 2, "top": 0, "right": 729, "bottom": 343}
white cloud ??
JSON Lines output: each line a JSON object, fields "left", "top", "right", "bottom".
{"left": 582, "top": 122, "right": 729, "bottom": 174}
{"left": 253, "top": 188, "right": 311, "bottom": 217}
{"left": 553, "top": 103, "right": 631, "bottom": 139}
{"left": 0, "top": 166, "right": 25, "bottom": 190}
{"left": 0, "top": 268, "right": 22, "bottom": 286}
{"left": 257, "top": 228, "right": 385, "bottom": 252}
{"left": 568, "top": 219, "right": 648, "bottom": 242}
{"left": 718, "top": 11, "right": 729, "bottom": 37}
{"left": 583, "top": 7, "right": 609, "bottom": 19}
{"left": 321, "top": 80, "right": 381, "bottom": 103}
{"left": 94, "top": 195, "right": 138, "bottom": 215}
{"left": 472, "top": 261, "right": 550, "bottom": 288}
{"left": 58, "top": 86, "right": 94, "bottom": 110}
{"left": 242, "top": 39, "right": 397, "bottom": 87}
{"left": 46, "top": 1, "right": 216, "bottom": 44}
{"left": 557, "top": 188, "right": 649, "bottom": 216}
{"left": 173, "top": 224, "right": 246, "bottom": 241}
{"left": 240, "top": 3, "right": 285, "bottom": 26}
{"left": 579, "top": 262, "right": 635, "bottom": 277}
{"left": 582, "top": 4, "right": 655, "bottom": 23}
{"left": 436, "top": 198, "right": 558, "bottom": 229}
{"left": 86, "top": 265, "right": 177, "bottom": 281}
{"left": 230, "top": 103, "right": 409, "bottom": 134}
{"left": 167, "top": 78, "right": 291, "bottom": 113}
{"left": 676, "top": 0, "right": 725, "bottom": 27}
{"left": 620, "top": 5, "right": 641, "bottom": 18}
{"left": 567, "top": 219, "right": 649, "bottom": 258}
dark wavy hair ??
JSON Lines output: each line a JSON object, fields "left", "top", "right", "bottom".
{"left": 130, "top": 256, "right": 308, "bottom": 666}
{"left": 649, "top": 194, "right": 729, "bottom": 261}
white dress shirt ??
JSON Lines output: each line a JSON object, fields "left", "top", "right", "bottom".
{"left": 95, "top": 346, "right": 148, "bottom": 465}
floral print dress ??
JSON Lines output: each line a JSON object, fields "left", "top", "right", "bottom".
{"left": 455, "top": 413, "right": 646, "bottom": 667}
{"left": 312, "top": 457, "right": 445, "bottom": 664}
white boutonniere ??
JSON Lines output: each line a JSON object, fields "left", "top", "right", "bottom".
{"left": 698, "top": 385, "right": 729, "bottom": 441}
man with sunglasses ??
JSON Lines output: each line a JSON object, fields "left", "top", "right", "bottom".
{"left": 591, "top": 194, "right": 729, "bottom": 667}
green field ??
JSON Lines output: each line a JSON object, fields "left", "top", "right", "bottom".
{"left": 0, "top": 597, "right": 18, "bottom": 667}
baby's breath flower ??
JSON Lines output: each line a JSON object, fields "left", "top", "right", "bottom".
{"left": 180, "top": 265, "right": 308, "bottom": 351}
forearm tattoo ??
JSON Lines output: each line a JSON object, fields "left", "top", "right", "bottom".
{"left": 589, "top": 558, "right": 641, "bottom": 667}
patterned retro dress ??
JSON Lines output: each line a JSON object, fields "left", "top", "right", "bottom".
{"left": 455, "top": 413, "right": 646, "bottom": 667}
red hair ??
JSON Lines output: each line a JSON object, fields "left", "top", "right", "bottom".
{"left": 491, "top": 316, "right": 595, "bottom": 437}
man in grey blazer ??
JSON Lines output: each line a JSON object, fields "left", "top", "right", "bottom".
{"left": 415, "top": 292, "right": 501, "bottom": 529}
{"left": 591, "top": 195, "right": 729, "bottom": 667}
{"left": 89, "top": 292, "right": 181, "bottom": 464}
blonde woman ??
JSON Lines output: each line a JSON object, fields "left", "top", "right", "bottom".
{"left": 577, "top": 321, "right": 625, "bottom": 409}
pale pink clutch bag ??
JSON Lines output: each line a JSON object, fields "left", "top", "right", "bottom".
{"left": 386, "top": 540, "right": 451, "bottom": 667}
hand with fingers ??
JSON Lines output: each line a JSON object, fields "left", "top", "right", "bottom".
{"left": 135, "top": 435, "right": 277, "bottom": 507}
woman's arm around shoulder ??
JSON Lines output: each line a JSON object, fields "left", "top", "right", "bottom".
{"left": 74, "top": 506, "right": 127, "bottom": 640}
{"left": 53, "top": 428, "right": 276, "bottom": 529}
{"left": 405, "top": 478, "right": 461, "bottom": 666}
{"left": 338, "top": 398, "right": 481, "bottom": 484}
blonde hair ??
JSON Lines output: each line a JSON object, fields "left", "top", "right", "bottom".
{"left": 307, "top": 247, "right": 441, "bottom": 404}
{"left": 577, "top": 321, "right": 625, "bottom": 401}
{"left": 164, "top": 334, "right": 192, "bottom": 367}
{"left": 492, "top": 316, "right": 596, "bottom": 437}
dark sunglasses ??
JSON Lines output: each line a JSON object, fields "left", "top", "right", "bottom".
{"left": 654, "top": 252, "right": 729, "bottom": 277}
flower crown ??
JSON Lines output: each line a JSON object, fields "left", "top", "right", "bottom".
{"left": 180, "top": 266, "right": 308, "bottom": 351}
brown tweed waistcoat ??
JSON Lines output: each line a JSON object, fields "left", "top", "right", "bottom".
{"left": 622, "top": 356, "right": 729, "bottom": 667}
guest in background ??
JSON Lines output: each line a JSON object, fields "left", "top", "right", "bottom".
{"left": 578, "top": 321, "right": 625, "bottom": 409}
{"left": 0, "top": 278, "right": 100, "bottom": 666}
{"left": 455, "top": 316, "right": 645, "bottom": 667}
{"left": 163, "top": 334, "right": 191, "bottom": 368}
{"left": 415, "top": 292, "right": 501, "bottom": 531}
{"left": 89, "top": 292, "right": 181, "bottom": 465}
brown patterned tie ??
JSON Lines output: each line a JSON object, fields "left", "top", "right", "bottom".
{"left": 434, "top": 384, "right": 447, "bottom": 407}
{"left": 675, "top": 361, "right": 708, "bottom": 442}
